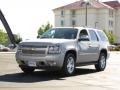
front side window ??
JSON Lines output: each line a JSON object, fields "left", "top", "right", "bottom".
{"left": 41, "top": 28, "right": 78, "bottom": 39}
{"left": 89, "top": 30, "right": 98, "bottom": 41}
{"left": 79, "top": 29, "right": 89, "bottom": 41}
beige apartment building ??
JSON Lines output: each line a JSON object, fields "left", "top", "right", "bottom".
{"left": 53, "top": 0, "right": 120, "bottom": 43}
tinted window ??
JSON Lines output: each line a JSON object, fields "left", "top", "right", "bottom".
{"left": 79, "top": 29, "right": 89, "bottom": 41}
{"left": 97, "top": 31, "right": 108, "bottom": 41}
{"left": 89, "top": 30, "right": 98, "bottom": 41}
{"left": 41, "top": 28, "right": 78, "bottom": 39}
{"left": 79, "top": 29, "right": 88, "bottom": 37}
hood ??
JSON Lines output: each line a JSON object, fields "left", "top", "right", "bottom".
{"left": 20, "top": 39, "right": 75, "bottom": 46}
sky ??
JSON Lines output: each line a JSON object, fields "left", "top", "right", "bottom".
{"left": 0, "top": 0, "right": 119, "bottom": 40}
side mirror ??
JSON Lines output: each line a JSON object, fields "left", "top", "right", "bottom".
{"left": 78, "top": 35, "right": 89, "bottom": 41}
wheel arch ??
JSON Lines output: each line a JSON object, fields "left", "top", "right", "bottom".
{"left": 65, "top": 50, "right": 77, "bottom": 61}
{"left": 100, "top": 49, "right": 107, "bottom": 58}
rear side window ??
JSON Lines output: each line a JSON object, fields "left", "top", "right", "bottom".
{"left": 89, "top": 30, "right": 98, "bottom": 41}
{"left": 97, "top": 31, "right": 108, "bottom": 41}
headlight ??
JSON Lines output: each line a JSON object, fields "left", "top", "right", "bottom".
{"left": 17, "top": 45, "right": 22, "bottom": 51}
{"left": 48, "top": 45, "right": 61, "bottom": 54}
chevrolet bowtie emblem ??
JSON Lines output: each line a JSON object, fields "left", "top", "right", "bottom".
{"left": 31, "top": 48, "right": 34, "bottom": 50}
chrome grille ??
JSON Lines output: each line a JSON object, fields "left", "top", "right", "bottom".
{"left": 21, "top": 45, "right": 47, "bottom": 48}
{"left": 21, "top": 45, "right": 47, "bottom": 55}
{"left": 22, "top": 50, "right": 46, "bottom": 54}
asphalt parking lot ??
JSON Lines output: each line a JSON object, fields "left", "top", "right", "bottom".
{"left": 0, "top": 52, "right": 120, "bottom": 90}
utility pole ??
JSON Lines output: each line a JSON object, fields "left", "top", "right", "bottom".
{"left": 0, "top": 9, "right": 16, "bottom": 48}
{"left": 84, "top": 0, "right": 89, "bottom": 26}
{"left": 85, "top": 2, "right": 88, "bottom": 26}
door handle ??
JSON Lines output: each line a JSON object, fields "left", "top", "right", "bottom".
{"left": 88, "top": 44, "right": 92, "bottom": 47}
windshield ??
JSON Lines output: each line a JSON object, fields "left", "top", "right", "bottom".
{"left": 41, "top": 28, "right": 78, "bottom": 39}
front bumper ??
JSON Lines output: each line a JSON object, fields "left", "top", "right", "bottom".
{"left": 16, "top": 52, "right": 65, "bottom": 70}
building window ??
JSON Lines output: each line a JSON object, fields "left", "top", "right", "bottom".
{"left": 61, "top": 20, "right": 64, "bottom": 26}
{"left": 61, "top": 10, "right": 64, "bottom": 17}
{"left": 109, "top": 20, "right": 111, "bottom": 27}
{"left": 109, "top": 9, "right": 114, "bottom": 17}
{"left": 109, "top": 20, "right": 114, "bottom": 27}
{"left": 72, "top": 20, "right": 76, "bottom": 27}
{"left": 71, "top": 10, "right": 76, "bottom": 17}
{"left": 111, "top": 21, "right": 113, "bottom": 27}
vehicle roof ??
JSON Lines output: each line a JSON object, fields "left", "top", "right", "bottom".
{"left": 53, "top": 27, "right": 103, "bottom": 31}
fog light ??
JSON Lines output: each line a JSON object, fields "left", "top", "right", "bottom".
{"left": 48, "top": 61, "right": 56, "bottom": 66}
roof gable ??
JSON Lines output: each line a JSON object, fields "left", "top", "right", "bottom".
{"left": 104, "top": 1, "right": 120, "bottom": 9}
{"left": 53, "top": 0, "right": 113, "bottom": 10}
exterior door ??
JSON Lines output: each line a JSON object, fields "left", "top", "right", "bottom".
{"left": 78, "top": 29, "right": 100, "bottom": 63}
{"left": 87, "top": 30, "right": 100, "bottom": 61}
{"left": 78, "top": 29, "right": 94, "bottom": 63}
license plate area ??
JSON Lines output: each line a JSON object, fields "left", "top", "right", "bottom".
{"left": 27, "top": 61, "right": 36, "bottom": 67}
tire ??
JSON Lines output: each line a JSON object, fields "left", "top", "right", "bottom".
{"left": 61, "top": 53, "right": 76, "bottom": 76}
{"left": 95, "top": 53, "right": 107, "bottom": 71}
{"left": 20, "top": 66, "right": 35, "bottom": 74}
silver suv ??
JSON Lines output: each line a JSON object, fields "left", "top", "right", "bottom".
{"left": 16, "top": 27, "right": 110, "bottom": 75}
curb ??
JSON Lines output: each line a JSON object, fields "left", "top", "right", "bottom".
{"left": 0, "top": 52, "right": 16, "bottom": 54}
{"left": 110, "top": 51, "right": 120, "bottom": 54}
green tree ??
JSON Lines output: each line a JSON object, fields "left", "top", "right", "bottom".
{"left": 0, "top": 29, "right": 22, "bottom": 45}
{"left": 0, "top": 29, "right": 8, "bottom": 44}
{"left": 104, "top": 30, "right": 115, "bottom": 44}
{"left": 14, "top": 34, "right": 22, "bottom": 44}
{"left": 37, "top": 22, "right": 52, "bottom": 35}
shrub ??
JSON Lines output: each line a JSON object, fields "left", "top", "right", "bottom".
{"left": 104, "top": 30, "right": 115, "bottom": 44}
